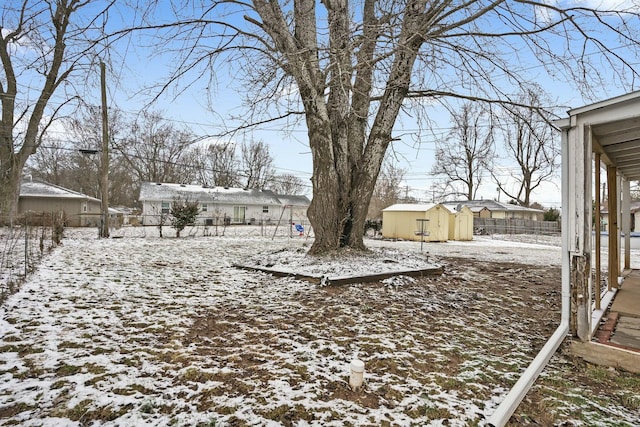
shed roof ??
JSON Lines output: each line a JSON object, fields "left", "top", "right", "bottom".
{"left": 440, "top": 203, "right": 473, "bottom": 213}
{"left": 20, "top": 179, "right": 99, "bottom": 202}
{"left": 139, "top": 182, "right": 284, "bottom": 206}
{"left": 382, "top": 203, "right": 440, "bottom": 212}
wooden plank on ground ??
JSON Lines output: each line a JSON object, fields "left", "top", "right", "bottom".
{"left": 233, "top": 264, "right": 443, "bottom": 286}
{"left": 571, "top": 340, "right": 640, "bottom": 373}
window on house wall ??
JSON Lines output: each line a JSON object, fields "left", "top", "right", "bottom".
{"left": 202, "top": 204, "right": 208, "bottom": 212}
{"left": 161, "top": 201, "right": 170, "bottom": 214}
{"left": 263, "top": 206, "right": 269, "bottom": 213}
{"left": 233, "top": 206, "right": 246, "bottom": 223}
{"left": 82, "top": 202, "right": 87, "bottom": 212}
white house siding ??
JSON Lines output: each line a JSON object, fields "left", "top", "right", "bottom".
{"left": 139, "top": 182, "right": 309, "bottom": 226}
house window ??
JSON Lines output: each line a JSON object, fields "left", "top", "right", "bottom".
{"left": 233, "top": 206, "right": 246, "bottom": 223}
{"left": 202, "top": 204, "right": 208, "bottom": 212}
{"left": 263, "top": 206, "right": 269, "bottom": 213}
{"left": 82, "top": 202, "right": 87, "bottom": 212}
{"left": 161, "top": 201, "right": 170, "bottom": 214}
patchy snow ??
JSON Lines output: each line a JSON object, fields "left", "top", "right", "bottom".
{"left": 0, "top": 226, "right": 638, "bottom": 426}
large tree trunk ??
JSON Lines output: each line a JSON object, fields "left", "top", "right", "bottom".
{"left": 0, "top": 154, "right": 24, "bottom": 226}
{"left": 252, "top": 0, "right": 425, "bottom": 254}
{"left": 307, "top": 164, "right": 377, "bottom": 254}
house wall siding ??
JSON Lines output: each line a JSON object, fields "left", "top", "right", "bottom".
{"left": 19, "top": 198, "right": 101, "bottom": 227}
{"left": 141, "top": 200, "right": 307, "bottom": 226}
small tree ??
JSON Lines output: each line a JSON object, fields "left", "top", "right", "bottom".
{"left": 170, "top": 199, "right": 200, "bottom": 238}
{"left": 368, "top": 160, "right": 406, "bottom": 220}
{"left": 544, "top": 207, "right": 560, "bottom": 222}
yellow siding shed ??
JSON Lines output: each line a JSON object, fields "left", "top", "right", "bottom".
{"left": 382, "top": 203, "right": 450, "bottom": 242}
{"left": 443, "top": 204, "right": 474, "bottom": 241}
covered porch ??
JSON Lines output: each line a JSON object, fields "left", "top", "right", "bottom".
{"left": 488, "top": 92, "right": 640, "bottom": 426}
{"left": 556, "top": 91, "right": 640, "bottom": 369}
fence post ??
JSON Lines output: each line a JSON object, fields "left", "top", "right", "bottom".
{"left": 24, "top": 215, "right": 28, "bottom": 277}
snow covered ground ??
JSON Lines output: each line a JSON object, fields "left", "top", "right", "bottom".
{"left": 0, "top": 226, "right": 638, "bottom": 426}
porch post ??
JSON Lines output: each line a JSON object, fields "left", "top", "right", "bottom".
{"left": 607, "top": 166, "right": 619, "bottom": 289}
{"left": 594, "top": 153, "right": 601, "bottom": 310}
{"left": 617, "top": 173, "right": 623, "bottom": 274}
{"left": 568, "top": 122, "right": 592, "bottom": 340}
{"left": 623, "top": 179, "right": 631, "bottom": 271}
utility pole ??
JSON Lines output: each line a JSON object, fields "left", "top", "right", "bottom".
{"left": 100, "top": 61, "right": 110, "bottom": 238}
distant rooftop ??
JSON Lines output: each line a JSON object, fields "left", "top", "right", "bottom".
{"left": 138, "top": 182, "right": 309, "bottom": 206}
{"left": 448, "top": 199, "right": 545, "bottom": 212}
{"left": 20, "top": 179, "right": 99, "bottom": 202}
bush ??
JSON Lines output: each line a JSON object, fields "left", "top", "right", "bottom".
{"left": 543, "top": 207, "right": 560, "bottom": 222}
{"left": 170, "top": 198, "right": 200, "bottom": 237}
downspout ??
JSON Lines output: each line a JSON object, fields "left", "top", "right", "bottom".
{"left": 487, "top": 125, "right": 572, "bottom": 426}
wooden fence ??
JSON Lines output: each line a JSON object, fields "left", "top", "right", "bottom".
{"left": 474, "top": 218, "right": 560, "bottom": 235}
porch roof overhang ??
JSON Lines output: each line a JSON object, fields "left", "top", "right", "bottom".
{"left": 555, "top": 90, "right": 640, "bottom": 181}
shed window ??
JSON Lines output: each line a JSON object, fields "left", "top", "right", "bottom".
{"left": 161, "top": 202, "right": 170, "bottom": 214}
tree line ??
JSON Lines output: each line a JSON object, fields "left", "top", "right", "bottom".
{"left": 431, "top": 85, "right": 557, "bottom": 207}
{"left": 25, "top": 107, "right": 306, "bottom": 208}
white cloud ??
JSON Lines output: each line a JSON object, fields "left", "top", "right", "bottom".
{"left": 535, "top": 0, "right": 640, "bottom": 25}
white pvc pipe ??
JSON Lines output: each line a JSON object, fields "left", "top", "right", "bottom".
{"left": 349, "top": 359, "right": 365, "bottom": 391}
{"left": 486, "top": 323, "right": 569, "bottom": 426}
{"left": 487, "top": 125, "right": 573, "bottom": 427}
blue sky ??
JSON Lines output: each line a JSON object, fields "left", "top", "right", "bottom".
{"left": 32, "top": 0, "right": 640, "bottom": 207}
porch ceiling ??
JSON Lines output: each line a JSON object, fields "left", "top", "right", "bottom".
{"left": 591, "top": 112, "right": 640, "bottom": 181}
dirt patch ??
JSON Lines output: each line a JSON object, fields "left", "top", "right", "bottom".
{"left": 180, "top": 256, "right": 568, "bottom": 424}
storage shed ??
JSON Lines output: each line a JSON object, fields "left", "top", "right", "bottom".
{"left": 442, "top": 204, "right": 474, "bottom": 241}
{"left": 382, "top": 203, "right": 449, "bottom": 242}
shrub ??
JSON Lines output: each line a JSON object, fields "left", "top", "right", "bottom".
{"left": 170, "top": 198, "right": 199, "bottom": 237}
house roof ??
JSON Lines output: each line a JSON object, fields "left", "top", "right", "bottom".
{"left": 601, "top": 201, "right": 640, "bottom": 214}
{"left": 20, "top": 179, "right": 100, "bottom": 202}
{"left": 555, "top": 90, "right": 640, "bottom": 181}
{"left": 139, "top": 182, "right": 285, "bottom": 206}
{"left": 276, "top": 194, "right": 311, "bottom": 207}
{"left": 448, "top": 199, "right": 544, "bottom": 213}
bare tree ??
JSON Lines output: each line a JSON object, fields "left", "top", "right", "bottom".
{"left": 188, "top": 142, "right": 240, "bottom": 188}
{"left": 133, "top": 1, "right": 640, "bottom": 253}
{"left": 0, "top": 1, "right": 116, "bottom": 223}
{"left": 113, "top": 110, "right": 195, "bottom": 184}
{"left": 25, "top": 139, "right": 74, "bottom": 187}
{"left": 368, "top": 160, "right": 406, "bottom": 220}
{"left": 432, "top": 103, "right": 495, "bottom": 200}
{"left": 269, "top": 173, "right": 306, "bottom": 195}
{"left": 492, "top": 85, "right": 559, "bottom": 207}
{"left": 241, "top": 140, "right": 274, "bottom": 189}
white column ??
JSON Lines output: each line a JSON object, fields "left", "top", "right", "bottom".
{"left": 623, "top": 178, "right": 631, "bottom": 271}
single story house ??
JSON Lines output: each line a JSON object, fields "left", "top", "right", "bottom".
{"left": 275, "top": 195, "right": 314, "bottom": 227}
{"left": 600, "top": 201, "right": 640, "bottom": 232}
{"left": 18, "top": 178, "right": 111, "bottom": 227}
{"left": 138, "top": 182, "right": 311, "bottom": 226}
{"left": 452, "top": 199, "right": 545, "bottom": 220}
{"left": 381, "top": 203, "right": 450, "bottom": 242}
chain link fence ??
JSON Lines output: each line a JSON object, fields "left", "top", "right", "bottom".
{"left": 0, "top": 211, "right": 64, "bottom": 304}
